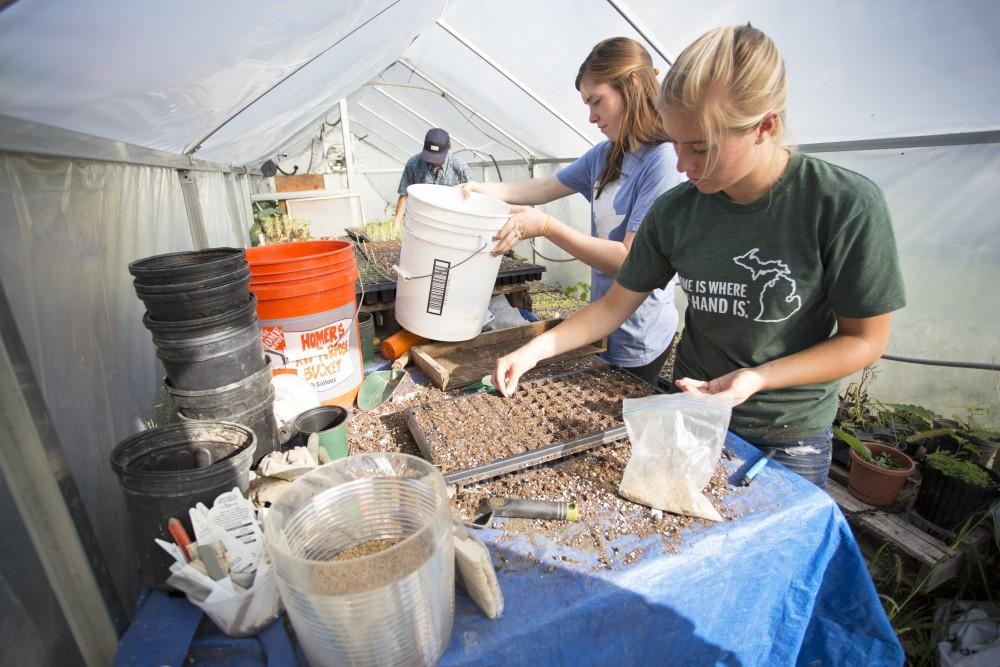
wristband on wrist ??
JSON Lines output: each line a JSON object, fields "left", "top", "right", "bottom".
{"left": 541, "top": 215, "right": 552, "bottom": 237}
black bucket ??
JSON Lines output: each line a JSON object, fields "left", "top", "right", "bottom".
{"left": 109, "top": 421, "right": 256, "bottom": 588}
{"left": 143, "top": 294, "right": 258, "bottom": 338}
{"left": 154, "top": 323, "right": 265, "bottom": 390}
{"left": 128, "top": 248, "right": 247, "bottom": 286}
{"left": 166, "top": 357, "right": 274, "bottom": 416}
{"left": 135, "top": 269, "right": 252, "bottom": 322}
{"left": 133, "top": 262, "right": 250, "bottom": 294}
{"left": 171, "top": 372, "right": 279, "bottom": 464}
{"left": 914, "top": 463, "right": 1000, "bottom": 531}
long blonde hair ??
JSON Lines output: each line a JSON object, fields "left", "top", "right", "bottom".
{"left": 659, "top": 25, "right": 787, "bottom": 175}
{"left": 576, "top": 37, "right": 668, "bottom": 198}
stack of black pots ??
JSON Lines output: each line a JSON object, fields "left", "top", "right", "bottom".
{"left": 129, "top": 248, "right": 277, "bottom": 464}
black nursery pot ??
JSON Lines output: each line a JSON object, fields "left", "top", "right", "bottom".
{"left": 925, "top": 419, "right": 964, "bottom": 456}
{"left": 914, "top": 462, "right": 1000, "bottom": 531}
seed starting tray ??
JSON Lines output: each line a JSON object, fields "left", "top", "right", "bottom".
{"left": 351, "top": 240, "right": 545, "bottom": 305}
{"left": 404, "top": 364, "right": 659, "bottom": 486}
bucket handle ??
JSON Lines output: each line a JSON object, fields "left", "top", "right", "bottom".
{"left": 402, "top": 219, "right": 492, "bottom": 253}
{"left": 394, "top": 224, "right": 490, "bottom": 281}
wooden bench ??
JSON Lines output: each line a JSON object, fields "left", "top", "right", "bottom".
{"left": 826, "top": 464, "right": 989, "bottom": 592}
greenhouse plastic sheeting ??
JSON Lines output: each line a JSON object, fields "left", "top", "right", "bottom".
{"left": 115, "top": 435, "right": 903, "bottom": 667}
{"left": 0, "top": 154, "right": 194, "bottom": 613}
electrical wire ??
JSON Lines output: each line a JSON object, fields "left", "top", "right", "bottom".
{"left": 528, "top": 238, "right": 578, "bottom": 263}
{"left": 879, "top": 353, "right": 1000, "bottom": 372}
{"left": 488, "top": 153, "right": 503, "bottom": 182}
{"left": 450, "top": 148, "right": 502, "bottom": 181}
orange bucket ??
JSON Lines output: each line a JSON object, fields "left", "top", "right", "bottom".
{"left": 246, "top": 241, "right": 363, "bottom": 408}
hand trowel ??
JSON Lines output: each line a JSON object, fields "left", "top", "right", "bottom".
{"left": 357, "top": 352, "right": 409, "bottom": 410}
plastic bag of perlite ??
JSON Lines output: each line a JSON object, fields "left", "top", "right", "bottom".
{"left": 618, "top": 393, "right": 732, "bottom": 522}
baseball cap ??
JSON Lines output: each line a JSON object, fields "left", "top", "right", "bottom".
{"left": 421, "top": 128, "right": 450, "bottom": 165}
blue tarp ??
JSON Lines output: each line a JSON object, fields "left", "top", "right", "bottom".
{"left": 116, "top": 435, "right": 904, "bottom": 667}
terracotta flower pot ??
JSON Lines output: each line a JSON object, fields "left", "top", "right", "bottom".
{"left": 848, "top": 442, "right": 915, "bottom": 506}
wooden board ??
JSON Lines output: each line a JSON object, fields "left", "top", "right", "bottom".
{"left": 825, "top": 479, "right": 989, "bottom": 592}
{"left": 274, "top": 174, "right": 326, "bottom": 192}
{"left": 410, "top": 319, "right": 607, "bottom": 390}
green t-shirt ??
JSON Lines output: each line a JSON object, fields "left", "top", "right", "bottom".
{"left": 617, "top": 151, "right": 906, "bottom": 443}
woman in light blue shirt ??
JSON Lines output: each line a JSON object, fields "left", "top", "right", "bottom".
{"left": 463, "top": 37, "right": 682, "bottom": 383}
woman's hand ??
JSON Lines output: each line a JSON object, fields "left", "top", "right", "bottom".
{"left": 675, "top": 368, "right": 767, "bottom": 407}
{"left": 491, "top": 206, "right": 547, "bottom": 256}
{"left": 492, "top": 345, "right": 541, "bottom": 397}
{"left": 457, "top": 182, "right": 485, "bottom": 198}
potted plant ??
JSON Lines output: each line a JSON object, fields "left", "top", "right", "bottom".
{"left": 834, "top": 427, "right": 915, "bottom": 506}
{"left": 834, "top": 367, "right": 886, "bottom": 465}
{"left": 962, "top": 408, "right": 1000, "bottom": 472}
{"left": 914, "top": 450, "right": 1000, "bottom": 531}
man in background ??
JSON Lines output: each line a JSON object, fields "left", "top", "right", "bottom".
{"left": 393, "top": 128, "right": 471, "bottom": 227}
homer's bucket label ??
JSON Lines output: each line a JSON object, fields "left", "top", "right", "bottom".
{"left": 258, "top": 305, "right": 362, "bottom": 405}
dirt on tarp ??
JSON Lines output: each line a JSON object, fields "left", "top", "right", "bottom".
{"left": 347, "top": 355, "right": 740, "bottom": 569}
{"left": 451, "top": 440, "right": 735, "bottom": 569}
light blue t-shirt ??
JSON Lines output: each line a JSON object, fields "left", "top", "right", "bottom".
{"left": 557, "top": 141, "right": 682, "bottom": 366}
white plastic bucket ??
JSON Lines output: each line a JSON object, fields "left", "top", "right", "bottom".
{"left": 404, "top": 183, "right": 510, "bottom": 229}
{"left": 394, "top": 184, "right": 510, "bottom": 341}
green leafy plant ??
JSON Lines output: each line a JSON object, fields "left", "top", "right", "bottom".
{"left": 249, "top": 201, "right": 313, "bottom": 245}
{"left": 869, "top": 512, "right": 999, "bottom": 666}
{"left": 356, "top": 218, "right": 402, "bottom": 242}
{"left": 885, "top": 403, "right": 936, "bottom": 431}
{"left": 925, "top": 450, "right": 991, "bottom": 487}
{"left": 836, "top": 367, "right": 891, "bottom": 432}
{"left": 262, "top": 214, "right": 312, "bottom": 243}
{"left": 833, "top": 426, "right": 907, "bottom": 470}
{"left": 252, "top": 200, "right": 280, "bottom": 222}
{"left": 562, "top": 280, "right": 590, "bottom": 301}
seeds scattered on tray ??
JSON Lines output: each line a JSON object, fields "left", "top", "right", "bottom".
{"left": 346, "top": 356, "right": 738, "bottom": 568}
{"left": 348, "top": 357, "right": 611, "bottom": 458}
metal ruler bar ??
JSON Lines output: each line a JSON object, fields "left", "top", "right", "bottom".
{"left": 443, "top": 427, "right": 628, "bottom": 486}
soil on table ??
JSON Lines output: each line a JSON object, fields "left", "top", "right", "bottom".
{"left": 407, "top": 365, "right": 655, "bottom": 474}
{"left": 451, "top": 440, "right": 734, "bottom": 569}
{"left": 347, "top": 356, "right": 739, "bottom": 569}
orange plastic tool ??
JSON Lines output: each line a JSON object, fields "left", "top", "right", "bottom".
{"left": 380, "top": 329, "right": 427, "bottom": 361}
{"left": 168, "top": 517, "right": 193, "bottom": 562}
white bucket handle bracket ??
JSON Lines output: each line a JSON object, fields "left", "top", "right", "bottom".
{"left": 391, "top": 264, "right": 413, "bottom": 281}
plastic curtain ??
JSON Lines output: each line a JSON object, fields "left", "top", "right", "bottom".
{"left": 0, "top": 154, "right": 194, "bottom": 612}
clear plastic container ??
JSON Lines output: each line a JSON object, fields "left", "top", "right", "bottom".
{"left": 264, "top": 453, "right": 454, "bottom": 667}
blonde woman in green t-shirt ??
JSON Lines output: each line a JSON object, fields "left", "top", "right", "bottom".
{"left": 492, "top": 25, "right": 905, "bottom": 486}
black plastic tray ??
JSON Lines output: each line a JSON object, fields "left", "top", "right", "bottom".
{"left": 404, "top": 363, "right": 659, "bottom": 486}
